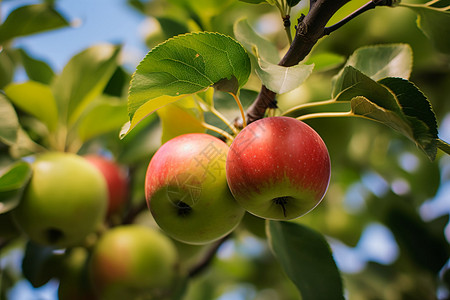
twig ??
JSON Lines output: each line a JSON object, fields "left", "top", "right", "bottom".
{"left": 242, "top": 0, "right": 351, "bottom": 125}
{"left": 324, "top": 0, "right": 395, "bottom": 36}
{"left": 242, "top": 0, "right": 395, "bottom": 125}
{"left": 122, "top": 200, "right": 148, "bottom": 225}
{"left": 188, "top": 234, "right": 231, "bottom": 278}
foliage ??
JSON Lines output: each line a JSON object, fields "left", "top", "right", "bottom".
{"left": 0, "top": 0, "right": 450, "bottom": 299}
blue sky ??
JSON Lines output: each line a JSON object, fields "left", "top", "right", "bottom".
{"left": 2, "top": 0, "right": 149, "bottom": 73}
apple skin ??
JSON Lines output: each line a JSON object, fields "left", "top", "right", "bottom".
{"left": 226, "top": 116, "right": 331, "bottom": 220}
{"left": 89, "top": 225, "right": 178, "bottom": 300}
{"left": 84, "top": 155, "right": 129, "bottom": 216}
{"left": 145, "top": 133, "right": 245, "bottom": 245}
{"left": 12, "top": 152, "right": 107, "bottom": 248}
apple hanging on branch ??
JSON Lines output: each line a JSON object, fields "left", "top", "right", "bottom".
{"left": 226, "top": 116, "right": 331, "bottom": 220}
{"left": 12, "top": 152, "right": 108, "bottom": 248}
{"left": 145, "top": 133, "right": 245, "bottom": 245}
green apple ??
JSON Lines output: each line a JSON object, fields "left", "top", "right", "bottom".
{"left": 85, "top": 155, "right": 129, "bottom": 216}
{"left": 89, "top": 225, "right": 178, "bottom": 299}
{"left": 145, "top": 133, "right": 245, "bottom": 245}
{"left": 226, "top": 116, "right": 331, "bottom": 220}
{"left": 12, "top": 152, "right": 107, "bottom": 248}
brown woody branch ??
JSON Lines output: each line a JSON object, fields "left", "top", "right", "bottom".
{"left": 242, "top": 0, "right": 394, "bottom": 125}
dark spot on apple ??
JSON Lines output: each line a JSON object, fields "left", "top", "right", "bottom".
{"left": 45, "top": 228, "right": 64, "bottom": 244}
{"left": 273, "top": 196, "right": 293, "bottom": 218}
{"left": 175, "top": 200, "right": 192, "bottom": 217}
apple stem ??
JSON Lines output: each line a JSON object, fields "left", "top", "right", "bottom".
{"left": 210, "top": 106, "right": 239, "bottom": 135}
{"left": 201, "top": 122, "right": 235, "bottom": 141}
{"left": 230, "top": 92, "right": 247, "bottom": 128}
{"left": 45, "top": 228, "right": 64, "bottom": 244}
{"left": 281, "top": 99, "right": 343, "bottom": 117}
{"left": 188, "top": 234, "right": 231, "bottom": 278}
{"left": 175, "top": 200, "right": 192, "bottom": 217}
{"left": 296, "top": 111, "right": 353, "bottom": 121}
{"left": 274, "top": 197, "right": 289, "bottom": 218}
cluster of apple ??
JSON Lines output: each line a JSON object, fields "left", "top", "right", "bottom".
{"left": 7, "top": 116, "right": 330, "bottom": 298}
{"left": 145, "top": 116, "right": 331, "bottom": 244}
{"left": 8, "top": 152, "right": 180, "bottom": 299}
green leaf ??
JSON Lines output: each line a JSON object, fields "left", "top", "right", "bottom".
{"left": 0, "top": 4, "right": 69, "bottom": 45}
{"left": 17, "top": 49, "right": 55, "bottom": 84}
{"left": 77, "top": 96, "right": 128, "bottom": 142}
{"left": 120, "top": 94, "right": 186, "bottom": 139}
{"left": 234, "top": 18, "right": 280, "bottom": 64}
{"left": 0, "top": 161, "right": 32, "bottom": 213}
{"left": 0, "top": 93, "right": 20, "bottom": 145}
{"left": 156, "top": 16, "right": 189, "bottom": 39}
{"left": 22, "top": 241, "right": 63, "bottom": 288}
{"left": 287, "top": 0, "right": 302, "bottom": 7}
{"left": 333, "top": 67, "right": 439, "bottom": 160}
{"left": 304, "top": 52, "right": 345, "bottom": 72}
{"left": 0, "top": 49, "right": 16, "bottom": 89}
{"left": 9, "top": 129, "right": 47, "bottom": 158}
{"left": 343, "top": 44, "right": 412, "bottom": 81}
{"left": 126, "top": 32, "right": 250, "bottom": 135}
{"left": 239, "top": 0, "right": 267, "bottom": 3}
{"left": 350, "top": 96, "right": 415, "bottom": 143}
{"left": 256, "top": 59, "right": 314, "bottom": 94}
{"left": 4, "top": 81, "right": 59, "bottom": 132}
{"left": 267, "top": 221, "right": 345, "bottom": 300}
{"left": 157, "top": 95, "right": 206, "bottom": 144}
{"left": 401, "top": 3, "right": 450, "bottom": 54}
{"left": 234, "top": 18, "right": 313, "bottom": 94}
{"left": 379, "top": 77, "right": 438, "bottom": 159}
{"left": 333, "top": 67, "right": 401, "bottom": 114}
{"left": 52, "top": 44, "right": 121, "bottom": 126}
{"left": 437, "top": 139, "right": 450, "bottom": 155}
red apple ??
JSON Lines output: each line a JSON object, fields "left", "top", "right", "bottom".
{"left": 226, "top": 116, "right": 331, "bottom": 220}
{"left": 85, "top": 155, "right": 128, "bottom": 216}
{"left": 145, "top": 133, "right": 245, "bottom": 244}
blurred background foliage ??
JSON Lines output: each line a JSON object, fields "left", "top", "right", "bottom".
{"left": 1, "top": 0, "right": 449, "bottom": 299}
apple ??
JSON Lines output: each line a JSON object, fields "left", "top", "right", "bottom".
{"left": 12, "top": 152, "right": 107, "bottom": 248}
{"left": 84, "top": 155, "right": 129, "bottom": 216}
{"left": 145, "top": 133, "right": 245, "bottom": 245}
{"left": 226, "top": 116, "right": 331, "bottom": 220}
{"left": 89, "top": 225, "right": 178, "bottom": 299}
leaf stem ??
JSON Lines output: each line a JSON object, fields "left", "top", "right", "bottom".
{"left": 425, "top": 0, "right": 440, "bottom": 6}
{"left": 282, "top": 99, "right": 339, "bottom": 116}
{"left": 188, "top": 234, "right": 231, "bottom": 278}
{"left": 210, "top": 106, "right": 239, "bottom": 135}
{"left": 201, "top": 122, "right": 235, "bottom": 141}
{"left": 230, "top": 93, "right": 247, "bottom": 128}
{"left": 296, "top": 111, "right": 353, "bottom": 121}
{"left": 324, "top": 0, "right": 393, "bottom": 36}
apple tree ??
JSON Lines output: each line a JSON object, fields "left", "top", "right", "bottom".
{"left": 1, "top": 0, "right": 450, "bottom": 299}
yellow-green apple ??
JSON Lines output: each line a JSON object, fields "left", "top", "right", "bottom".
{"left": 145, "top": 133, "right": 245, "bottom": 245}
{"left": 89, "top": 225, "right": 178, "bottom": 299}
{"left": 226, "top": 116, "right": 330, "bottom": 220}
{"left": 85, "top": 155, "right": 129, "bottom": 216}
{"left": 12, "top": 152, "right": 107, "bottom": 248}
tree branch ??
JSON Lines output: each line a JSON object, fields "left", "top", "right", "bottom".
{"left": 187, "top": 234, "right": 231, "bottom": 278}
{"left": 242, "top": 0, "right": 393, "bottom": 125}
{"left": 324, "top": 0, "right": 396, "bottom": 35}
